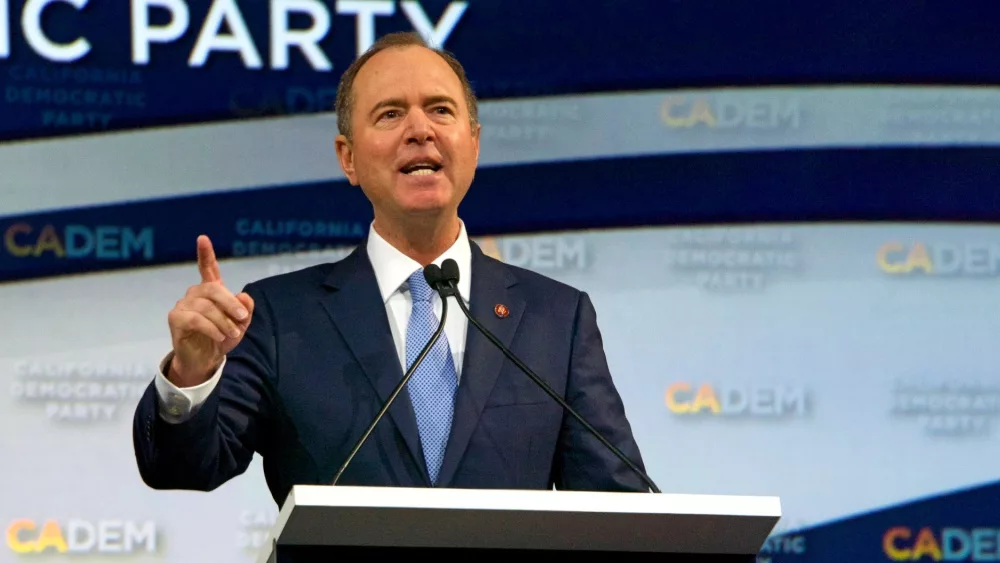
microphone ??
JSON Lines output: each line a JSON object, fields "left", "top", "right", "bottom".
{"left": 331, "top": 264, "right": 450, "bottom": 486}
{"left": 434, "top": 258, "right": 661, "bottom": 493}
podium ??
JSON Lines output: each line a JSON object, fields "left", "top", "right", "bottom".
{"left": 257, "top": 486, "right": 781, "bottom": 562}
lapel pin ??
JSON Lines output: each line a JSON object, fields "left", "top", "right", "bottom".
{"left": 494, "top": 304, "right": 509, "bottom": 318}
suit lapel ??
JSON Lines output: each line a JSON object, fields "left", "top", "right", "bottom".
{"left": 318, "top": 244, "right": 429, "bottom": 486}
{"left": 436, "top": 242, "right": 524, "bottom": 487}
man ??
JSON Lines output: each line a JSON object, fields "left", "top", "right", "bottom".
{"left": 132, "top": 32, "right": 648, "bottom": 507}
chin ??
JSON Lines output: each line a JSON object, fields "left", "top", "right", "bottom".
{"left": 397, "top": 189, "right": 452, "bottom": 212}
{"left": 401, "top": 201, "right": 451, "bottom": 216}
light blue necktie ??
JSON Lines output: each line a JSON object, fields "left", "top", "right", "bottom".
{"left": 405, "top": 269, "right": 458, "bottom": 484}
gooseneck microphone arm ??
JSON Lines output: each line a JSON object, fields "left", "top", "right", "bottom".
{"left": 435, "top": 259, "right": 661, "bottom": 494}
{"left": 331, "top": 264, "right": 449, "bottom": 486}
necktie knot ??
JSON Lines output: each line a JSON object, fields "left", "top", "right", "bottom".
{"left": 408, "top": 268, "right": 434, "bottom": 303}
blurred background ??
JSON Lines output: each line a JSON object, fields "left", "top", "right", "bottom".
{"left": 1, "top": 1, "right": 999, "bottom": 561}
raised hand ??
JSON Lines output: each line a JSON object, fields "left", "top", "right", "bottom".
{"left": 166, "top": 235, "right": 254, "bottom": 387}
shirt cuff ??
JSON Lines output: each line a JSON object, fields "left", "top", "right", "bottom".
{"left": 153, "top": 352, "right": 226, "bottom": 424}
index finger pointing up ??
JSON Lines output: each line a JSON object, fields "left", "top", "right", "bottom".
{"left": 196, "top": 235, "right": 222, "bottom": 283}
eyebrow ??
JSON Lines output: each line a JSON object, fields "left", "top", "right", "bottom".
{"left": 368, "top": 95, "right": 460, "bottom": 119}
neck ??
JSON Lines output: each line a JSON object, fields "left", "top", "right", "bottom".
{"left": 373, "top": 213, "right": 461, "bottom": 266}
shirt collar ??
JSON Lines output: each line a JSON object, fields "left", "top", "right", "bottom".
{"left": 366, "top": 220, "right": 472, "bottom": 304}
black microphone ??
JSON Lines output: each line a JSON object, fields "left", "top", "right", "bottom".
{"left": 331, "top": 264, "right": 449, "bottom": 486}
{"left": 434, "top": 258, "right": 661, "bottom": 493}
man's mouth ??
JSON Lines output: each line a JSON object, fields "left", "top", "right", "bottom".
{"left": 400, "top": 161, "right": 443, "bottom": 176}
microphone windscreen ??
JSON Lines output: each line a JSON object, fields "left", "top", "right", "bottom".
{"left": 441, "top": 259, "right": 460, "bottom": 283}
{"left": 423, "top": 263, "right": 443, "bottom": 287}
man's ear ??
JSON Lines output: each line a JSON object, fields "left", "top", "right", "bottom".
{"left": 334, "top": 134, "right": 359, "bottom": 185}
{"left": 472, "top": 123, "right": 481, "bottom": 163}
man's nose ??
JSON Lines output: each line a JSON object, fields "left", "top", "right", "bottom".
{"left": 404, "top": 110, "right": 435, "bottom": 144}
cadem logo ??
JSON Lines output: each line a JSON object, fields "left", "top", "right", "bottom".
{"left": 476, "top": 236, "right": 588, "bottom": 271}
{"left": 884, "top": 526, "right": 1000, "bottom": 561}
{"left": 660, "top": 96, "right": 800, "bottom": 130}
{"left": 3, "top": 223, "right": 153, "bottom": 260}
{"left": 877, "top": 242, "right": 1000, "bottom": 276}
{"left": 7, "top": 519, "right": 157, "bottom": 554}
{"left": 666, "top": 383, "right": 809, "bottom": 417}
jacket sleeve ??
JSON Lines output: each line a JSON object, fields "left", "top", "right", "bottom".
{"left": 551, "top": 291, "right": 651, "bottom": 492}
{"left": 132, "top": 282, "right": 278, "bottom": 492}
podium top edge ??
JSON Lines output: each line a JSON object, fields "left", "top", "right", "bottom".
{"left": 285, "top": 486, "right": 782, "bottom": 518}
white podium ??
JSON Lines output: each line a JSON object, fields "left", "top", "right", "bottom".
{"left": 257, "top": 486, "right": 781, "bottom": 562}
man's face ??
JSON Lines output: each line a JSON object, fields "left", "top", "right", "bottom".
{"left": 335, "top": 46, "right": 480, "bottom": 224}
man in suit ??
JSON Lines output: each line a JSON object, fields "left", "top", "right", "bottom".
{"left": 132, "top": 32, "right": 649, "bottom": 507}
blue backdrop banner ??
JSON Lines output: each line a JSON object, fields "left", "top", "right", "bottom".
{"left": 2, "top": 0, "right": 999, "bottom": 141}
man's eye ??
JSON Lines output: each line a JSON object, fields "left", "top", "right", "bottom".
{"left": 382, "top": 110, "right": 399, "bottom": 119}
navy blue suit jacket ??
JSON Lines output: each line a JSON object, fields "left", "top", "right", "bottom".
{"left": 133, "top": 240, "right": 648, "bottom": 505}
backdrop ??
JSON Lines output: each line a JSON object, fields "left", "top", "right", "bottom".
{"left": 2, "top": 1, "right": 999, "bottom": 562}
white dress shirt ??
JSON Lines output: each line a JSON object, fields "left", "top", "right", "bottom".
{"left": 154, "top": 221, "right": 473, "bottom": 423}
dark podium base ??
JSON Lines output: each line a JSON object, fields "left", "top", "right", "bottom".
{"left": 268, "top": 545, "right": 758, "bottom": 563}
